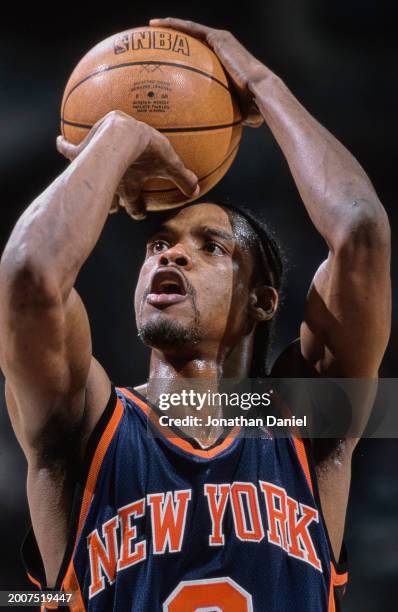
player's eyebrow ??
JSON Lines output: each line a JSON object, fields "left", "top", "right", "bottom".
{"left": 147, "top": 224, "right": 235, "bottom": 244}
{"left": 194, "top": 226, "right": 234, "bottom": 242}
{"left": 147, "top": 224, "right": 177, "bottom": 242}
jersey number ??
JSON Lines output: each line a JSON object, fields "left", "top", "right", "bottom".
{"left": 163, "top": 577, "right": 253, "bottom": 611}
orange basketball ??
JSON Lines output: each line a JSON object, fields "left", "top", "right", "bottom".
{"left": 61, "top": 26, "right": 242, "bottom": 210}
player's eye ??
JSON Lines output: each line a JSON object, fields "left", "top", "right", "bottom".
{"left": 202, "top": 241, "right": 226, "bottom": 256}
{"left": 151, "top": 240, "right": 170, "bottom": 254}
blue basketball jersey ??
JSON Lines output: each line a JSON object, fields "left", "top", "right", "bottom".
{"left": 23, "top": 385, "right": 347, "bottom": 611}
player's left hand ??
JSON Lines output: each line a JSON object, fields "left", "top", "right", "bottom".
{"left": 149, "top": 17, "right": 266, "bottom": 127}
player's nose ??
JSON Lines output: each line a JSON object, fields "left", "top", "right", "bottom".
{"left": 158, "top": 244, "right": 193, "bottom": 271}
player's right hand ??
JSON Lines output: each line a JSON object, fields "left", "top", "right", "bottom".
{"left": 56, "top": 110, "right": 199, "bottom": 220}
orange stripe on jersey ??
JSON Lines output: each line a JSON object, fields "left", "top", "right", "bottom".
{"left": 121, "top": 388, "right": 150, "bottom": 415}
{"left": 328, "top": 562, "right": 349, "bottom": 611}
{"left": 27, "top": 572, "right": 42, "bottom": 589}
{"left": 328, "top": 562, "right": 348, "bottom": 612}
{"left": 292, "top": 436, "right": 314, "bottom": 496}
{"left": 331, "top": 562, "right": 348, "bottom": 587}
{"left": 76, "top": 396, "right": 124, "bottom": 541}
{"left": 328, "top": 574, "right": 336, "bottom": 612}
{"left": 60, "top": 395, "right": 124, "bottom": 608}
{"left": 272, "top": 392, "right": 314, "bottom": 495}
{"left": 27, "top": 572, "right": 62, "bottom": 611}
{"left": 119, "top": 387, "right": 241, "bottom": 459}
{"left": 40, "top": 600, "right": 60, "bottom": 610}
{"left": 62, "top": 561, "right": 86, "bottom": 612}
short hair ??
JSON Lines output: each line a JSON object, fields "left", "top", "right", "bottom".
{"left": 220, "top": 202, "right": 286, "bottom": 377}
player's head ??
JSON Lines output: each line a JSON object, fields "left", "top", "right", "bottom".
{"left": 134, "top": 201, "right": 285, "bottom": 376}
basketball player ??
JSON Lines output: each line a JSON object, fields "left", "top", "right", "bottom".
{"left": 0, "top": 17, "right": 391, "bottom": 612}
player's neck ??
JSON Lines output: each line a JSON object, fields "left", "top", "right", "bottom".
{"left": 132, "top": 337, "right": 255, "bottom": 449}
{"left": 146, "top": 333, "right": 254, "bottom": 380}
{"left": 149, "top": 353, "right": 220, "bottom": 380}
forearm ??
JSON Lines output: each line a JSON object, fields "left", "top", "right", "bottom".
{"left": 1, "top": 121, "right": 141, "bottom": 300}
{"left": 250, "top": 71, "right": 389, "bottom": 248}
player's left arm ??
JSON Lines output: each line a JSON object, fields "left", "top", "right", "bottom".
{"left": 246, "top": 83, "right": 391, "bottom": 382}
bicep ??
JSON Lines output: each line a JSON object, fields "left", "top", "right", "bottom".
{"left": 0, "top": 287, "right": 93, "bottom": 451}
{"left": 301, "top": 241, "right": 391, "bottom": 377}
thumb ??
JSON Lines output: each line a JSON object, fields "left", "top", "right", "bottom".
{"left": 56, "top": 136, "right": 80, "bottom": 161}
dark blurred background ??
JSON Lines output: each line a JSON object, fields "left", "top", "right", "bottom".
{"left": 0, "top": 0, "right": 397, "bottom": 610}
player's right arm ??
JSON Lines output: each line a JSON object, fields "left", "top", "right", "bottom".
{"left": 0, "top": 110, "right": 198, "bottom": 454}
{"left": 0, "top": 111, "right": 198, "bottom": 585}
{"left": 0, "top": 112, "right": 197, "bottom": 455}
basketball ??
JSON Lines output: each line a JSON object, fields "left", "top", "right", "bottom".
{"left": 61, "top": 26, "right": 242, "bottom": 210}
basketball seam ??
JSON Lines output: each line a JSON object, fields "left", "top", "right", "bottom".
{"left": 61, "top": 118, "right": 242, "bottom": 133}
{"left": 61, "top": 60, "right": 234, "bottom": 121}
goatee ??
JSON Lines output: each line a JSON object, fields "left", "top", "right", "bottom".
{"left": 138, "top": 316, "right": 202, "bottom": 347}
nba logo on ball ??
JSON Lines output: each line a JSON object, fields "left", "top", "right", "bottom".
{"left": 114, "top": 30, "right": 190, "bottom": 55}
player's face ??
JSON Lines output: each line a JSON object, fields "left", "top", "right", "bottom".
{"left": 134, "top": 203, "right": 256, "bottom": 358}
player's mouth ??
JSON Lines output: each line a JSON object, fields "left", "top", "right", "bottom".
{"left": 146, "top": 267, "right": 188, "bottom": 306}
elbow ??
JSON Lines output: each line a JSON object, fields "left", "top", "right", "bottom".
{"left": 0, "top": 248, "right": 61, "bottom": 311}
{"left": 332, "top": 200, "right": 391, "bottom": 255}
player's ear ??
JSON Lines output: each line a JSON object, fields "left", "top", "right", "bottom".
{"left": 249, "top": 285, "right": 279, "bottom": 322}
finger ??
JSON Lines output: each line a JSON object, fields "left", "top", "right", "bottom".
{"left": 56, "top": 136, "right": 79, "bottom": 161}
{"left": 149, "top": 18, "right": 212, "bottom": 40}
{"left": 156, "top": 139, "right": 199, "bottom": 196}
{"left": 122, "top": 196, "right": 147, "bottom": 220}
{"left": 118, "top": 182, "right": 147, "bottom": 220}
{"left": 170, "top": 170, "right": 200, "bottom": 199}
{"left": 166, "top": 158, "right": 199, "bottom": 197}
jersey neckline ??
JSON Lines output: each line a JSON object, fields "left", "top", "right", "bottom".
{"left": 118, "top": 386, "right": 242, "bottom": 459}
